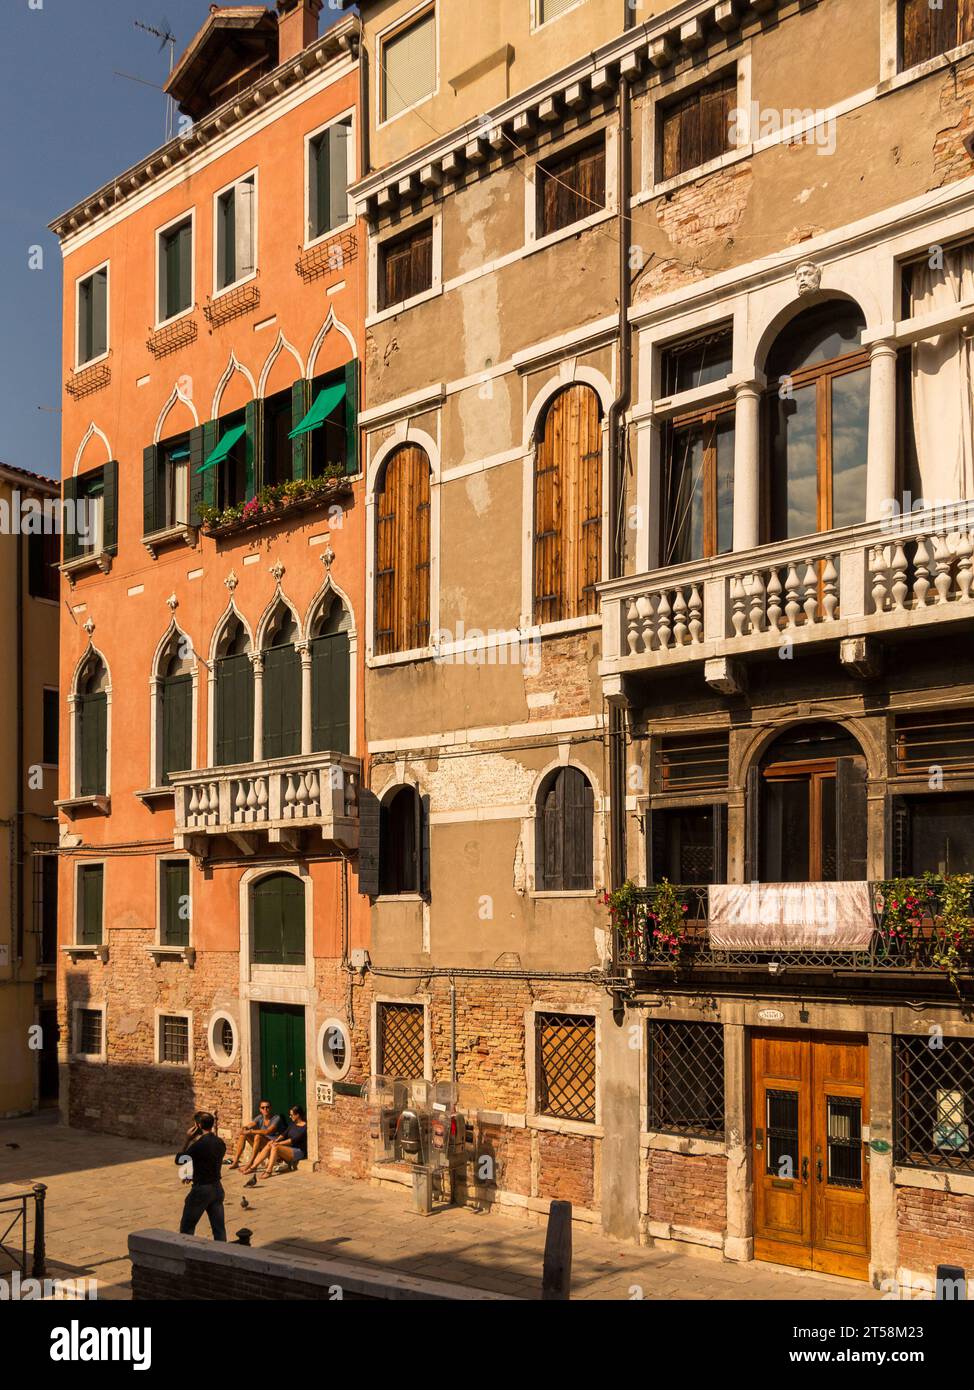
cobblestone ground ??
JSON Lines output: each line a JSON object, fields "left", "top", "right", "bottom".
{"left": 0, "top": 1113, "right": 882, "bottom": 1301}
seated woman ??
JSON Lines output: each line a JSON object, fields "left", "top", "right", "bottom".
{"left": 245, "top": 1106, "right": 308, "bottom": 1184}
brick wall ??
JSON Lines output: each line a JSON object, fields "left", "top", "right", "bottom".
{"left": 647, "top": 1149, "right": 727, "bottom": 1236}
{"left": 897, "top": 1185, "right": 974, "bottom": 1279}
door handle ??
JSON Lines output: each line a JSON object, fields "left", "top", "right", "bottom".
{"left": 801, "top": 1156, "right": 809, "bottom": 1184}
{"left": 816, "top": 1158, "right": 823, "bottom": 1183}
{"left": 271, "top": 1064, "right": 278, "bottom": 1079}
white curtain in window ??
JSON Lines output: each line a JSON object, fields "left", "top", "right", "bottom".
{"left": 911, "top": 245, "right": 974, "bottom": 502}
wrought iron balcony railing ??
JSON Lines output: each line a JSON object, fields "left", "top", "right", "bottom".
{"left": 611, "top": 881, "right": 974, "bottom": 982}
{"left": 170, "top": 751, "right": 361, "bottom": 855}
{"left": 599, "top": 505, "right": 974, "bottom": 683}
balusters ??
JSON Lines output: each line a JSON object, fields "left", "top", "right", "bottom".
{"left": 626, "top": 599, "right": 641, "bottom": 656}
{"left": 748, "top": 571, "right": 767, "bottom": 634}
{"left": 957, "top": 532, "right": 974, "bottom": 602}
{"left": 890, "top": 542, "right": 909, "bottom": 612}
{"left": 188, "top": 785, "right": 200, "bottom": 824}
{"left": 688, "top": 585, "right": 703, "bottom": 644}
{"left": 785, "top": 563, "right": 802, "bottom": 628}
{"left": 767, "top": 568, "right": 783, "bottom": 631}
{"left": 731, "top": 575, "right": 747, "bottom": 637}
{"left": 869, "top": 544, "right": 890, "bottom": 614}
{"left": 802, "top": 559, "right": 818, "bottom": 624}
{"left": 933, "top": 532, "right": 955, "bottom": 604}
{"left": 672, "top": 588, "right": 688, "bottom": 647}
{"left": 656, "top": 591, "right": 673, "bottom": 650}
{"left": 822, "top": 556, "right": 839, "bottom": 622}
{"left": 913, "top": 536, "right": 931, "bottom": 607}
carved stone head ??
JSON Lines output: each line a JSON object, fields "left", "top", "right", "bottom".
{"left": 795, "top": 261, "right": 822, "bottom": 297}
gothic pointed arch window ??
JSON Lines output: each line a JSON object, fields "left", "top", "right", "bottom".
{"left": 156, "top": 632, "right": 194, "bottom": 785}
{"left": 311, "top": 595, "right": 351, "bottom": 754}
{"left": 76, "top": 654, "right": 109, "bottom": 796}
{"left": 375, "top": 444, "right": 431, "bottom": 656}
{"left": 215, "top": 615, "right": 253, "bottom": 767}
{"left": 261, "top": 602, "right": 301, "bottom": 761}
{"left": 533, "top": 384, "right": 602, "bottom": 624}
{"left": 764, "top": 300, "right": 869, "bottom": 543}
{"left": 536, "top": 766, "right": 594, "bottom": 891}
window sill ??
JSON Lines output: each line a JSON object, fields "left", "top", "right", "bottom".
{"left": 368, "top": 644, "right": 435, "bottom": 669}
{"left": 63, "top": 943, "right": 109, "bottom": 963}
{"left": 881, "top": 41, "right": 974, "bottom": 97}
{"left": 642, "top": 1131, "right": 726, "bottom": 1157}
{"left": 71, "top": 1052, "right": 107, "bottom": 1063}
{"left": 892, "top": 1165, "right": 974, "bottom": 1197}
{"left": 212, "top": 270, "right": 258, "bottom": 301}
{"left": 56, "top": 795, "right": 111, "bottom": 817}
{"left": 638, "top": 144, "right": 751, "bottom": 204}
{"left": 142, "top": 523, "right": 198, "bottom": 559}
{"left": 367, "top": 282, "right": 441, "bottom": 327}
{"left": 528, "top": 1114, "right": 602, "bottom": 1139}
{"left": 530, "top": 889, "right": 598, "bottom": 900}
{"left": 373, "top": 893, "right": 427, "bottom": 904}
{"left": 153, "top": 305, "right": 195, "bottom": 333}
{"left": 524, "top": 615, "right": 601, "bottom": 640}
{"left": 148, "top": 945, "right": 196, "bottom": 967}
{"left": 304, "top": 217, "right": 355, "bottom": 253}
{"left": 135, "top": 786, "right": 176, "bottom": 805}
{"left": 75, "top": 349, "right": 110, "bottom": 373}
{"left": 526, "top": 205, "right": 616, "bottom": 259}
{"left": 648, "top": 377, "right": 736, "bottom": 422}
{"left": 61, "top": 551, "right": 113, "bottom": 584}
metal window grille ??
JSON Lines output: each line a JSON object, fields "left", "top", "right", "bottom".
{"left": 377, "top": 1003, "right": 424, "bottom": 1080}
{"left": 648, "top": 1021, "right": 725, "bottom": 1139}
{"left": 324, "top": 1024, "right": 347, "bottom": 1074}
{"left": 894, "top": 1034, "right": 974, "bottom": 1174}
{"left": 219, "top": 1019, "right": 235, "bottom": 1059}
{"left": 893, "top": 710, "right": 974, "bottom": 780}
{"left": 78, "top": 1009, "right": 102, "bottom": 1057}
{"left": 536, "top": 1012, "right": 596, "bottom": 1123}
{"left": 659, "top": 733, "right": 730, "bottom": 793}
{"left": 160, "top": 1015, "right": 189, "bottom": 1066}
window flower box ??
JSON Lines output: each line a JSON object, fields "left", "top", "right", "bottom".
{"left": 199, "top": 472, "right": 353, "bottom": 539}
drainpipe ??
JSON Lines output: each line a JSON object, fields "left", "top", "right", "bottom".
{"left": 15, "top": 533, "right": 24, "bottom": 966}
{"left": 449, "top": 977, "right": 457, "bottom": 1083}
{"left": 355, "top": 22, "right": 370, "bottom": 179}
{"left": 606, "top": 17, "right": 634, "bottom": 893}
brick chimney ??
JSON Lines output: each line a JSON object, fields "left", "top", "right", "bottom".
{"left": 277, "top": 0, "right": 322, "bottom": 63}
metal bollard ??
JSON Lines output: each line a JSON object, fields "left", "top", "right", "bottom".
{"left": 31, "top": 1183, "right": 47, "bottom": 1281}
{"left": 541, "top": 1199, "right": 572, "bottom": 1300}
{"left": 412, "top": 1166, "right": 433, "bottom": 1215}
{"left": 936, "top": 1264, "right": 967, "bottom": 1300}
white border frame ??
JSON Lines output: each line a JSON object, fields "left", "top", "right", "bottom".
{"left": 368, "top": 210, "right": 443, "bottom": 324}
{"left": 207, "top": 1011, "right": 240, "bottom": 1069}
{"left": 155, "top": 854, "right": 194, "bottom": 950}
{"left": 304, "top": 107, "right": 357, "bottom": 251}
{"left": 149, "top": 619, "right": 200, "bottom": 789}
{"left": 370, "top": 994, "right": 432, "bottom": 1081}
{"left": 71, "top": 1001, "right": 107, "bottom": 1063}
{"left": 530, "top": 0, "right": 588, "bottom": 34}
{"left": 154, "top": 1007, "right": 194, "bottom": 1069}
{"left": 68, "top": 645, "right": 112, "bottom": 801}
{"left": 642, "top": 53, "right": 752, "bottom": 199}
{"left": 375, "top": 0, "right": 438, "bottom": 131}
{"left": 154, "top": 206, "right": 196, "bottom": 331}
{"left": 318, "top": 1017, "right": 353, "bottom": 1081}
{"left": 524, "top": 121, "right": 618, "bottom": 257}
{"left": 212, "top": 167, "right": 259, "bottom": 300}
{"left": 74, "top": 260, "right": 110, "bottom": 371}
{"left": 525, "top": 754, "right": 605, "bottom": 897}
{"left": 73, "top": 859, "right": 105, "bottom": 948}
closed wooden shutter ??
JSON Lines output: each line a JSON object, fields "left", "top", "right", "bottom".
{"left": 381, "top": 224, "right": 433, "bottom": 309}
{"left": 661, "top": 71, "right": 736, "bottom": 180}
{"left": 143, "top": 446, "right": 160, "bottom": 536}
{"left": 962, "top": 0, "right": 974, "bottom": 45}
{"left": 538, "top": 767, "right": 593, "bottom": 891}
{"left": 712, "top": 802, "right": 728, "bottom": 884}
{"left": 78, "top": 864, "right": 104, "bottom": 946}
{"left": 189, "top": 426, "right": 206, "bottom": 525}
{"left": 291, "top": 379, "right": 310, "bottom": 481}
{"left": 311, "top": 631, "right": 350, "bottom": 753}
{"left": 836, "top": 757, "right": 868, "bottom": 881}
{"left": 375, "top": 445, "right": 431, "bottom": 655}
{"left": 343, "top": 358, "right": 359, "bottom": 475}
{"left": 62, "top": 478, "right": 79, "bottom": 564}
{"left": 262, "top": 643, "right": 302, "bottom": 760}
{"left": 358, "top": 788, "right": 381, "bottom": 897}
{"left": 102, "top": 460, "right": 118, "bottom": 554}
{"left": 253, "top": 874, "right": 305, "bottom": 964}
{"left": 79, "top": 693, "right": 107, "bottom": 796}
{"left": 382, "top": 10, "right": 435, "bottom": 120}
{"left": 244, "top": 400, "right": 259, "bottom": 500}
{"left": 161, "top": 859, "right": 190, "bottom": 948}
{"left": 745, "top": 764, "right": 761, "bottom": 883}
{"left": 533, "top": 384, "right": 602, "bottom": 624}
{"left": 161, "top": 674, "right": 192, "bottom": 783}
{"left": 216, "top": 653, "right": 254, "bottom": 767}
{"left": 902, "top": 0, "right": 959, "bottom": 67}
{"left": 539, "top": 138, "right": 606, "bottom": 237}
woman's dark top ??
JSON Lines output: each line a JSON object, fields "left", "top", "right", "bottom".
{"left": 283, "top": 1122, "right": 308, "bottom": 1155}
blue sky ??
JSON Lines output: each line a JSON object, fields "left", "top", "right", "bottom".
{"left": 0, "top": 0, "right": 344, "bottom": 480}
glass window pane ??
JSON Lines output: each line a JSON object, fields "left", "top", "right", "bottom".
{"left": 827, "top": 1096, "right": 863, "bottom": 1187}
{"left": 762, "top": 778, "right": 810, "bottom": 881}
{"left": 770, "top": 382, "right": 818, "bottom": 540}
{"left": 664, "top": 424, "right": 705, "bottom": 564}
{"left": 831, "top": 368, "right": 869, "bottom": 528}
{"left": 766, "top": 1088, "right": 799, "bottom": 1177}
{"left": 716, "top": 416, "right": 735, "bottom": 554}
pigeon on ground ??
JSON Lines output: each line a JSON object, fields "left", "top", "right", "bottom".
{"left": 6, "top": 1143, "right": 20, "bottom": 1150}
{"left": 240, "top": 1196, "right": 251, "bottom": 1210}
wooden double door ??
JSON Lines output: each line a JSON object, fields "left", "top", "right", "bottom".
{"left": 752, "top": 1031, "right": 870, "bottom": 1280}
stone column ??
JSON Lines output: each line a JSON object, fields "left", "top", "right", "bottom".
{"left": 866, "top": 339, "right": 898, "bottom": 522}
{"left": 723, "top": 1016, "right": 753, "bottom": 1261}
{"left": 867, "top": 1023, "right": 898, "bottom": 1288}
{"left": 250, "top": 654, "right": 264, "bottom": 763}
{"left": 732, "top": 376, "right": 764, "bottom": 552}
{"left": 298, "top": 642, "right": 313, "bottom": 755}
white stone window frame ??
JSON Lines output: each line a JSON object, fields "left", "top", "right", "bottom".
{"left": 154, "top": 1007, "right": 194, "bottom": 1069}
{"left": 211, "top": 167, "right": 259, "bottom": 301}
{"left": 525, "top": 752, "right": 605, "bottom": 899}
{"left": 370, "top": 994, "right": 432, "bottom": 1082}
{"left": 526, "top": 1002, "right": 603, "bottom": 1137}
{"left": 879, "top": 0, "right": 974, "bottom": 88}
{"left": 318, "top": 1016, "right": 353, "bottom": 1082}
{"left": 153, "top": 853, "right": 194, "bottom": 959}
{"left": 239, "top": 863, "right": 316, "bottom": 991}
{"left": 367, "top": 209, "right": 443, "bottom": 325}
{"left": 71, "top": 1001, "right": 107, "bottom": 1063}
{"left": 70, "top": 858, "right": 106, "bottom": 958}
{"left": 304, "top": 106, "right": 357, "bottom": 252}
{"left": 375, "top": 0, "right": 439, "bottom": 131}
{"left": 305, "top": 576, "right": 359, "bottom": 759}
{"left": 207, "top": 1011, "right": 240, "bottom": 1070}
{"left": 148, "top": 619, "right": 200, "bottom": 793}
{"left": 530, "top": 0, "right": 588, "bottom": 35}
{"left": 153, "top": 205, "right": 196, "bottom": 332}
{"left": 641, "top": 52, "right": 752, "bottom": 200}
{"left": 638, "top": 1012, "right": 728, "bottom": 1156}
{"left": 523, "top": 120, "right": 618, "bottom": 258}
{"left": 68, "top": 643, "right": 112, "bottom": 803}
{"left": 75, "top": 259, "right": 110, "bottom": 372}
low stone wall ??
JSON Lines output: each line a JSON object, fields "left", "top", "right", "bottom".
{"left": 129, "top": 1230, "right": 515, "bottom": 1301}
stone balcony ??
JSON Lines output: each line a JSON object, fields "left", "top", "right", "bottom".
{"left": 600, "top": 504, "right": 974, "bottom": 694}
{"left": 169, "top": 751, "right": 361, "bottom": 857}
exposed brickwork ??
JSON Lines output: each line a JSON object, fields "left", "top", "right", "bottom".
{"left": 897, "top": 1184, "right": 974, "bottom": 1278}
{"left": 524, "top": 632, "right": 600, "bottom": 722}
{"left": 932, "top": 58, "right": 974, "bottom": 187}
{"left": 538, "top": 1130, "right": 595, "bottom": 1208}
{"left": 647, "top": 1149, "right": 727, "bottom": 1235}
{"left": 655, "top": 163, "right": 752, "bottom": 253}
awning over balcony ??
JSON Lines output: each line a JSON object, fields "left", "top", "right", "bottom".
{"left": 289, "top": 382, "right": 345, "bottom": 438}
{"left": 708, "top": 882, "right": 874, "bottom": 950}
{"left": 198, "top": 422, "right": 246, "bottom": 473}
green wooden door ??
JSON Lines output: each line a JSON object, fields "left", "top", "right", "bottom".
{"left": 258, "top": 1004, "right": 306, "bottom": 1121}
{"left": 311, "top": 632, "right": 350, "bottom": 754}
{"left": 252, "top": 873, "right": 305, "bottom": 964}
{"left": 262, "top": 643, "right": 302, "bottom": 760}
{"left": 215, "top": 653, "right": 254, "bottom": 767}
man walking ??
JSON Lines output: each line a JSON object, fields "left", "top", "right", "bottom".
{"left": 176, "top": 1111, "right": 227, "bottom": 1242}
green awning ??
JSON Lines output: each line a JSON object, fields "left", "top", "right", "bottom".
{"left": 197, "top": 423, "right": 246, "bottom": 474}
{"left": 288, "top": 383, "right": 346, "bottom": 439}
{"left": 169, "top": 447, "right": 190, "bottom": 462}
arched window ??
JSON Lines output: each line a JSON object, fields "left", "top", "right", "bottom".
{"left": 379, "top": 785, "right": 421, "bottom": 895}
{"left": 749, "top": 722, "right": 867, "bottom": 883}
{"left": 77, "top": 654, "right": 108, "bottom": 796}
{"left": 215, "top": 615, "right": 253, "bottom": 767}
{"left": 157, "top": 634, "right": 193, "bottom": 785}
{"left": 375, "top": 444, "right": 431, "bottom": 655}
{"left": 765, "top": 301, "right": 869, "bottom": 542}
{"left": 534, "top": 384, "right": 602, "bottom": 624}
{"left": 252, "top": 872, "right": 305, "bottom": 965}
{"left": 261, "top": 603, "right": 301, "bottom": 761}
{"left": 311, "top": 596, "right": 350, "bottom": 754}
{"left": 536, "top": 766, "right": 594, "bottom": 892}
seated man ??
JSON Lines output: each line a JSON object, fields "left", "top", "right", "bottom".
{"left": 245, "top": 1105, "right": 308, "bottom": 1184}
{"left": 227, "top": 1100, "right": 282, "bottom": 1171}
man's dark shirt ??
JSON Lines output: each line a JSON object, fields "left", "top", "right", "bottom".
{"left": 176, "top": 1131, "right": 227, "bottom": 1185}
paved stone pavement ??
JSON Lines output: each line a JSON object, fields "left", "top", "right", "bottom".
{"left": 0, "top": 1113, "right": 882, "bottom": 1301}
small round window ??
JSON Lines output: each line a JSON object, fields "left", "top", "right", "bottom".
{"left": 207, "top": 1012, "right": 238, "bottom": 1068}
{"left": 318, "top": 1018, "right": 351, "bottom": 1081}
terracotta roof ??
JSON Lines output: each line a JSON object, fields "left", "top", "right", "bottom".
{"left": 165, "top": 6, "right": 279, "bottom": 121}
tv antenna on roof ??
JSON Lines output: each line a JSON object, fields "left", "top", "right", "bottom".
{"left": 135, "top": 17, "right": 178, "bottom": 141}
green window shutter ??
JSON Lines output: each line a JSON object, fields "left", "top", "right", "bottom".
{"left": 161, "top": 860, "right": 190, "bottom": 948}
{"left": 188, "top": 426, "right": 206, "bottom": 525}
{"left": 216, "top": 653, "right": 254, "bottom": 767}
{"left": 161, "top": 674, "right": 193, "bottom": 783}
{"left": 102, "top": 460, "right": 118, "bottom": 554}
{"left": 143, "top": 445, "right": 160, "bottom": 536}
{"left": 253, "top": 877, "right": 276, "bottom": 962}
{"left": 262, "top": 645, "right": 302, "bottom": 760}
{"left": 311, "top": 632, "right": 350, "bottom": 754}
{"left": 343, "top": 359, "right": 359, "bottom": 475}
{"left": 179, "top": 222, "right": 192, "bottom": 313}
{"left": 253, "top": 874, "right": 304, "bottom": 964}
{"left": 79, "top": 865, "right": 104, "bottom": 946}
{"left": 79, "top": 693, "right": 107, "bottom": 796}
{"left": 328, "top": 122, "right": 350, "bottom": 232}
{"left": 281, "top": 875, "right": 305, "bottom": 964}
{"left": 201, "top": 421, "right": 221, "bottom": 511}
{"left": 244, "top": 399, "right": 259, "bottom": 500}
{"left": 291, "top": 379, "right": 310, "bottom": 481}
{"left": 62, "top": 477, "right": 80, "bottom": 564}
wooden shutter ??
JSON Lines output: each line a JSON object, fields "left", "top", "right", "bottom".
{"left": 539, "top": 773, "right": 563, "bottom": 891}
{"left": 102, "top": 460, "right": 118, "bottom": 554}
{"left": 886, "top": 796, "right": 912, "bottom": 878}
{"left": 161, "top": 674, "right": 192, "bottom": 783}
{"left": 253, "top": 874, "right": 305, "bottom": 964}
{"left": 358, "top": 788, "right": 381, "bottom": 897}
{"left": 962, "top": 0, "right": 974, "bottom": 45}
{"left": 902, "top": 0, "right": 958, "bottom": 67}
{"left": 91, "top": 269, "right": 108, "bottom": 360}
{"left": 161, "top": 860, "right": 190, "bottom": 948}
{"left": 291, "top": 379, "right": 310, "bottom": 481}
{"left": 62, "top": 477, "right": 79, "bottom": 564}
{"left": 189, "top": 426, "right": 206, "bottom": 524}
{"left": 328, "top": 121, "right": 349, "bottom": 231}
{"left": 236, "top": 179, "right": 256, "bottom": 279}
{"left": 836, "top": 757, "right": 868, "bottom": 881}
{"left": 744, "top": 764, "right": 761, "bottom": 882}
{"left": 699, "top": 72, "right": 736, "bottom": 166}
{"left": 374, "top": 445, "right": 431, "bottom": 655}
{"left": 534, "top": 385, "right": 602, "bottom": 624}
{"left": 343, "top": 359, "right": 359, "bottom": 475}
{"left": 79, "top": 865, "right": 103, "bottom": 946}
{"left": 262, "top": 644, "right": 302, "bottom": 760}
{"left": 79, "top": 694, "right": 107, "bottom": 796}
{"left": 216, "top": 654, "right": 254, "bottom": 766}
{"left": 244, "top": 400, "right": 259, "bottom": 500}
{"left": 311, "top": 632, "right": 350, "bottom": 753}
{"left": 143, "top": 446, "right": 160, "bottom": 536}
{"left": 564, "top": 768, "right": 594, "bottom": 890}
